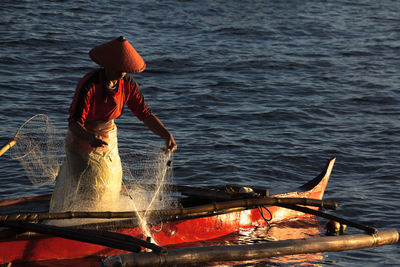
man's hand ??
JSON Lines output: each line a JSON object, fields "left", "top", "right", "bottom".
{"left": 89, "top": 134, "right": 108, "bottom": 147}
{"left": 165, "top": 134, "right": 177, "bottom": 153}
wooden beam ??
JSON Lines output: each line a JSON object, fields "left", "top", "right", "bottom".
{"left": 278, "top": 204, "right": 377, "bottom": 234}
{"left": 0, "top": 197, "right": 338, "bottom": 222}
{"left": 0, "top": 221, "right": 167, "bottom": 254}
{"left": 102, "top": 228, "right": 399, "bottom": 267}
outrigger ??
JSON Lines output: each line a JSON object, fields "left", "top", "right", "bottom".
{"left": 0, "top": 157, "right": 398, "bottom": 266}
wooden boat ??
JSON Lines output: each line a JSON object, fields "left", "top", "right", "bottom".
{"left": 0, "top": 157, "right": 349, "bottom": 264}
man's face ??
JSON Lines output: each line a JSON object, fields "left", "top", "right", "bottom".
{"left": 106, "top": 69, "right": 127, "bottom": 81}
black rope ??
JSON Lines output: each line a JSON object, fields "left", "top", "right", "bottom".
{"left": 258, "top": 205, "right": 272, "bottom": 228}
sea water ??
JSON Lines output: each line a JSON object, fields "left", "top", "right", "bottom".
{"left": 0, "top": 1, "right": 399, "bottom": 266}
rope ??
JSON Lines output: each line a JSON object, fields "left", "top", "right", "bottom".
{"left": 258, "top": 206, "right": 273, "bottom": 228}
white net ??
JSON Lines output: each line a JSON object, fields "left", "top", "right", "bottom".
{"left": 10, "top": 114, "right": 63, "bottom": 186}
{"left": 120, "top": 149, "right": 177, "bottom": 213}
{"left": 118, "top": 149, "right": 177, "bottom": 242}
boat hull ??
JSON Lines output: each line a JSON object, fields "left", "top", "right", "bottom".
{"left": 0, "top": 158, "right": 335, "bottom": 264}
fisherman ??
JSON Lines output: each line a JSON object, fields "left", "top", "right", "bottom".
{"left": 50, "top": 36, "right": 177, "bottom": 212}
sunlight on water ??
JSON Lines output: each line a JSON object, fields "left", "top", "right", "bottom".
{"left": 170, "top": 218, "right": 326, "bottom": 267}
{"left": 0, "top": 0, "right": 399, "bottom": 265}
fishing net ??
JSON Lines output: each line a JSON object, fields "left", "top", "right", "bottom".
{"left": 117, "top": 149, "right": 177, "bottom": 241}
{"left": 120, "top": 149, "right": 177, "bottom": 213}
{"left": 48, "top": 148, "right": 177, "bottom": 231}
{"left": 50, "top": 123, "right": 122, "bottom": 213}
{"left": 10, "top": 114, "right": 63, "bottom": 186}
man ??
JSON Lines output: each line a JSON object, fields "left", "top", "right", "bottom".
{"left": 50, "top": 36, "right": 177, "bottom": 212}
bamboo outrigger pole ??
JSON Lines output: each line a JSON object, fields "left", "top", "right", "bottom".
{"left": 102, "top": 228, "right": 399, "bottom": 267}
{"left": 0, "top": 197, "right": 338, "bottom": 222}
{"left": 0, "top": 220, "right": 167, "bottom": 254}
{"left": 278, "top": 204, "right": 378, "bottom": 234}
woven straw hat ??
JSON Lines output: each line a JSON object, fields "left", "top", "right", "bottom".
{"left": 89, "top": 36, "right": 146, "bottom": 73}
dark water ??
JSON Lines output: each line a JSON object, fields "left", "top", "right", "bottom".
{"left": 1, "top": 0, "right": 399, "bottom": 266}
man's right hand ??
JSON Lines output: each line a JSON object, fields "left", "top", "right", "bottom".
{"left": 89, "top": 134, "right": 108, "bottom": 147}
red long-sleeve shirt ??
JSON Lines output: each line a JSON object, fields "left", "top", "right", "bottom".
{"left": 69, "top": 68, "right": 152, "bottom": 125}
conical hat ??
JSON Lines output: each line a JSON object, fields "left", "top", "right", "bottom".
{"left": 89, "top": 36, "right": 146, "bottom": 73}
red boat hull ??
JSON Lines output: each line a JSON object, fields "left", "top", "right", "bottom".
{"left": 0, "top": 158, "right": 335, "bottom": 264}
